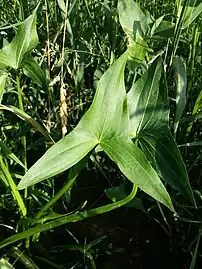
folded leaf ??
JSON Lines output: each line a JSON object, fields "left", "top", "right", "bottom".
{"left": 22, "top": 55, "right": 46, "bottom": 88}
{"left": 101, "top": 136, "right": 174, "bottom": 211}
{"left": 118, "top": 0, "right": 148, "bottom": 37}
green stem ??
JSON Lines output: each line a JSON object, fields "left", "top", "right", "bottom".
{"left": 0, "top": 184, "right": 137, "bottom": 249}
{"left": 0, "top": 156, "right": 27, "bottom": 217}
{"left": 35, "top": 175, "right": 76, "bottom": 220}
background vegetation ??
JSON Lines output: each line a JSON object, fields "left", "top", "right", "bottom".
{"left": 0, "top": 0, "right": 202, "bottom": 268}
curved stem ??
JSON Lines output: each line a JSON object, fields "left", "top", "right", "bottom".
{"left": 0, "top": 184, "right": 137, "bottom": 249}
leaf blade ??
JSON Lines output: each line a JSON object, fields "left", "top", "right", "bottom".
{"left": 101, "top": 136, "right": 174, "bottom": 211}
{"left": 17, "top": 128, "right": 98, "bottom": 189}
{"left": 22, "top": 55, "right": 46, "bottom": 88}
{"left": 0, "top": 70, "right": 8, "bottom": 103}
{"left": 2, "top": 6, "right": 39, "bottom": 69}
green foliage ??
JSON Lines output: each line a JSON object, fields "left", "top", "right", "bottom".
{"left": 1, "top": 5, "right": 39, "bottom": 70}
{"left": 0, "top": 0, "right": 201, "bottom": 268}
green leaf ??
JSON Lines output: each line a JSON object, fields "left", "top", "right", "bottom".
{"left": 118, "top": 0, "right": 148, "bottom": 37}
{"left": 0, "top": 139, "right": 26, "bottom": 170}
{"left": 0, "top": 170, "right": 9, "bottom": 187}
{"left": 0, "top": 259, "right": 14, "bottom": 269}
{"left": 17, "top": 52, "right": 174, "bottom": 211}
{"left": 118, "top": 0, "right": 148, "bottom": 69}
{"left": 17, "top": 128, "right": 97, "bottom": 189}
{"left": 0, "top": 51, "right": 9, "bottom": 69}
{"left": 1, "top": 6, "right": 39, "bottom": 69}
{"left": 127, "top": 37, "right": 148, "bottom": 71}
{"left": 182, "top": 0, "right": 202, "bottom": 29}
{"left": 101, "top": 136, "right": 174, "bottom": 211}
{"left": 151, "top": 20, "right": 175, "bottom": 40}
{"left": 18, "top": 53, "right": 128, "bottom": 189}
{"left": 0, "top": 156, "right": 27, "bottom": 216}
{"left": 127, "top": 58, "right": 194, "bottom": 202}
{"left": 80, "top": 52, "right": 128, "bottom": 140}
{"left": 0, "top": 70, "right": 8, "bottom": 103}
{"left": 128, "top": 58, "right": 164, "bottom": 138}
{"left": 0, "top": 104, "right": 54, "bottom": 143}
{"left": 172, "top": 56, "right": 187, "bottom": 135}
{"left": 22, "top": 55, "right": 46, "bottom": 88}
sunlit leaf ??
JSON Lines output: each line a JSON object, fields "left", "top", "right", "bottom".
{"left": 118, "top": 0, "right": 148, "bottom": 69}
{"left": 101, "top": 136, "right": 174, "bottom": 211}
{"left": 128, "top": 58, "right": 164, "bottom": 138}
{"left": 118, "top": 0, "right": 148, "bottom": 37}
{"left": 0, "top": 51, "right": 9, "bottom": 69}
{"left": 0, "top": 258, "right": 14, "bottom": 269}
{"left": 17, "top": 128, "right": 97, "bottom": 189}
{"left": 1, "top": 5, "right": 39, "bottom": 69}
{"left": 18, "top": 53, "right": 128, "bottom": 189}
